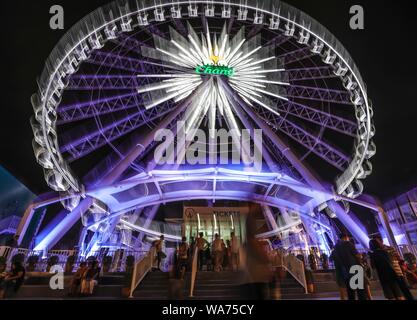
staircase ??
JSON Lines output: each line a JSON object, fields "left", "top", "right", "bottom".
{"left": 277, "top": 273, "right": 306, "bottom": 300}
{"left": 133, "top": 271, "right": 244, "bottom": 300}
{"left": 12, "top": 273, "right": 128, "bottom": 299}
{"left": 133, "top": 270, "right": 189, "bottom": 300}
{"left": 192, "top": 271, "right": 244, "bottom": 300}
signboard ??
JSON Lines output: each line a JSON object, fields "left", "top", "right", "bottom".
{"left": 195, "top": 64, "right": 234, "bottom": 77}
{"left": 183, "top": 206, "right": 249, "bottom": 220}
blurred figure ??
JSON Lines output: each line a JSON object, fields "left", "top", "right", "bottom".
{"left": 374, "top": 237, "right": 414, "bottom": 300}
{"left": 69, "top": 262, "right": 88, "bottom": 297}
{"left": 81, "top": 260, "right": 101, "bottom": 296}
{"left": 230, "top": 232, "right": 240, "bottom": 272}
{"left": 0, "top": 261, "right": 25, "bottom": 299}
{"left": 405, "top": 262, "right": 417, "bottom": 288}
{"left": 212, "top": 234, "right": 224, "bottom": 272}
{"left": 177, "top": 237, "right": 189, "bottom": 279}
{"left": 400, "top": 260, "right": 417, "bottom": 288}
{"left": 242, "top": 208, "right": 273, "bottom": 300}
{"left": 153, "top": 235, "right": 166, "bottom": 271}
{"left": 358, "top": 253, "right": 373, "bottom": 300}
{"left": 224, "top": 240, "right": 231, "bottom": 270}
{"left": 369, "top": 239, "right": 405, "bottom": 300}
{"left": 330, "top": 234, "right": 367, "bottom": 300}
{"left": 196, "top": 232, "right": 209, "bottom": 271}
{"left": 168, "top": 260, "right": 184, "bottom": 299}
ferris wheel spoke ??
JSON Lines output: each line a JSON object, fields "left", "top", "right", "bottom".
{"left": 171, "top": 17, "right": 188, "bottom": 38}
{"left": 278, "top": 47, "right": 316, "bottom": 65}
{"left": 250, "top": 102, "right": 350, "bottom": 170}
{"left": 286, "top": 85, "right": 352, "bottom": 105}
{"left": 262, "top": 135, "right": 304, "bottom": 181}
{"left": 265, "top": 33, "right": 291, "bottom": 47}
{"left": 61, "top": 101, "right": 175, "bottom": 162}
{"left": 57, "top": 92, "right": 139, "bottom": 124}
{"left": 144, "top": 23, "right": 169, "bottom": 40}
{"left": 87, "top": 51, "right": 145, "bottom": 73}
{"left": 247, "top": 24, "right": 264, "bottom": 39}
{"left": 111, "top": 33, "right": 151, "bottom": 54}
{"left": 285, "top": 66, "right": 337, "bottom": 82}
{"left": 67, "top": 74, "right": 139, "bottom": 91}
{"left": 87, "top": 51, "right": 184, "bottom": 74}
{"left": 272, "top": 99, "right": 357, "bottom": 137}
{"left": 277, "top": 118, "right": 350, "bottom": 171}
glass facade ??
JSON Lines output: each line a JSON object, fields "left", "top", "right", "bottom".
{"left": 381, "top": 187, "right": 417, "bottom": 254}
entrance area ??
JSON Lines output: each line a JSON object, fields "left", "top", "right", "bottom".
{"left": 183, "top": 206, "right": 248, "bottom": 245}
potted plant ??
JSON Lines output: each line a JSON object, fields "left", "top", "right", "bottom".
{"left": 26, "top": 255, "right": 40, "bottom": 272}
{"left": 65, "top": 255, "right": 77, "bottom": 273}
{"left": 102, "top": 256, "right": 113, "bottom": 273}
{"left": 46, "top": 256, "right": 59, "bottom": 272}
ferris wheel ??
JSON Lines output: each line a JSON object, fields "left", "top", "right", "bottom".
{"left": 30, "top": 0, "right": 375, "bottom": 251}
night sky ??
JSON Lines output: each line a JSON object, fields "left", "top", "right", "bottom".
{"left": 0, "top": 0, "right": 416, "bottom": 201}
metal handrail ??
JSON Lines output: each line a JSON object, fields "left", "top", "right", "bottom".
{"left": 189, "top": 246, "right": 199, "bottom": 298}
{"left": 129, "top": 247, "right": 155, "bottom": 298}
{"left": 272, "top": 249, "right": 308, "bottom": 294}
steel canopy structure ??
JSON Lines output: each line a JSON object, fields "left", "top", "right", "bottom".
{"left": 19, "top": 0, "right": 380, "bottom": 255}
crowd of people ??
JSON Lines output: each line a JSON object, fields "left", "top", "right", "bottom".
{"left": 331, "top": 234, "right": 416, "bottom": 300}
{"left": 152, "top": 231, "right": 241, "bottom": 279}
{"left": 0, "top": 258, "right": 103, "bottom": 299}
{"left": 1, "top": 229, "right": 416, "bottom": 300}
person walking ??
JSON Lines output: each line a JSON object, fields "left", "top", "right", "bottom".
{"left": 196, "top": 232, "right": 208, "bottom": 271}
{"left": 153, "top": 235, "right": 166, "bottom": 271}
{"left": 177, "top": 237, "right": 189, "bottom": 279}
{"left": 330, "top": 234, "right": 367, "bottom": 300}
{"left": 230, "top": 232, "right": 240, "bottom": 272}
{"left": 374, "top": 237, "right": 414, "bottom": 300}
{"left": 224, "top": 240, "right": 232, "bottom": 270}
{"left": 212, "top": 234, "right": 224, "bottom": 272}
{"left": 369, "top": 239, "right": 405, "bottom": 300}
{"left": 242, "top": 212, "right": 273, "bottom": 300}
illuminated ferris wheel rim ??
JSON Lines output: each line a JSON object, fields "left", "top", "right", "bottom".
{"left": 32, "top": 0, "right": 375, "bottom": 207}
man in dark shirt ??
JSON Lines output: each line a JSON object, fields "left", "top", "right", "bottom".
{"left": 0, "top": 261, "right": 26, "bottom": 299}
{"left": 330, "top": 234, "right": 367, "bottom": 300}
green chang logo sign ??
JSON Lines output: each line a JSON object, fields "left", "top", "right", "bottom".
{"left": 195, "top": 65, "right": 235, "bottom": 77}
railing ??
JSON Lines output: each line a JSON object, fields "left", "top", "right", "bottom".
{"left": 0, "top": 216, "right": 21, "bottom": 235}
{"left": 129, "top": 247, "right": 155, "bottom": 298}
{"left": 272, "top": 249, "right": 308, "bottom": 294}
{"left": 285, "top": 249, "right": 335, "bottom": 271}
{"left": 189, "top": 246, "right": 199, "bottom": 298}
{"left": 0, "top": 246, "right": 147, "bottom": 273}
